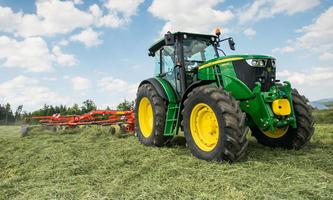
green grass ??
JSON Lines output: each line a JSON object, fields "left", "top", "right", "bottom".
{"left": 0, "top": 125, "right": 332, "bottom": 200}
{"left": 313, "top": 109, "right": 333, "bottom": 124}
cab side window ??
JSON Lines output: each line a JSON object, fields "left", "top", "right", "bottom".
{"left": 154, "top": 46, "right": 175, "bottom": 75}
{"left": 155, "top": 45, "right": 177, "bottom": 90}
{"left": 154, "top": 51, "right": 161, "bottom": 75}
{"left": 161, "top": 46, "right": 175, "bottom": 74}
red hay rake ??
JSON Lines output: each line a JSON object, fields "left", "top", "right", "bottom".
{"left": 31, "top": 110, "right": 135, "bottom": 134}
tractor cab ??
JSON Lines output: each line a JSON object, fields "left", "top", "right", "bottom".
{"left": 148, "top": 32, "right": 231, "bottom": 95}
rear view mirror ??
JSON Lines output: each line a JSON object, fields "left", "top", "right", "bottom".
{"left": 228, "top": 38, "right": 235, "bottom": 51}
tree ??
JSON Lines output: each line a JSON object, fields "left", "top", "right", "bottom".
{"left": 81, "top": 100, "right": 97, "bottom": 113}
{"left": 4, "top": 103, "right": 14, "bottom": 124}
{"left": 0, "top": 103, "right": 15, "bottom": 124}
{"left": 14, "top": 105, "right": 23, "bottom": 123}
{"left": 0, "top": 104, "right": 4, "bottom": 123}
{"left": 42, "top": 104, "right": 49, "bottom": 116}
{"left": 68, "top": 103, "right": 81, "bottom": 115}
{"left": 116, "top": 99, "right": 134, "bottom": 111}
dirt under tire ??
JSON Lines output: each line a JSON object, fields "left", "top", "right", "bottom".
{"left": 182, "top": 85, "right": 249, "bottom": 162}
{"left": 135, "top": 83, "right": 168, "bottom": 147}
{"left": 251, "top": 89, "right": 315, "bottom": 149}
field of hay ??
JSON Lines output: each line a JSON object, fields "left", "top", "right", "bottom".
{"left": 0, "top": 124, "right": 332, "bottom": 199}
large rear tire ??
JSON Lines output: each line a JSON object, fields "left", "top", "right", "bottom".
{"left": 182, "top": 85, "right": 249, "bottom": 162}
{"left": 251, "top": 89, "right": 315, "bottom": 149}
{"left": 135, "top": 83, "right": 168, "bottom": 146}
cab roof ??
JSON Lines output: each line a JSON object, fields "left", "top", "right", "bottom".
{"left": 148, "top": 32, "right": 217, "bottom": 53}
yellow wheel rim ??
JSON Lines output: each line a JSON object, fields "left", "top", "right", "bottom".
{"left": 138, "top": 97, "right": 154, "bottom": 138}
{"left": 262, "top": 126, "right": 289, "bottom": 138}
{"left": 190, "top": 103, "right": 219, "bottom": 152}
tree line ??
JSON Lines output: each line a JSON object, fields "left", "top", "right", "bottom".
{"left": 0, "top": 103, "right": 23, "bottom": 124}
{"left": 0, "top": 99, "right": 134, "bottom": 125}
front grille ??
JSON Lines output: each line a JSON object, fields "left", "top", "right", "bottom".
{"left": 232, "top": 59, "right": 276, "bottom": 91}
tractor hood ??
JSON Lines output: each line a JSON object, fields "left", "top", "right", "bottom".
{"left": 229, "top": 54, "right": 275, "bottom": 60}
{"left": 200, "top": 54, "right": 273, "bottom": 67}
{"left": 198, "top": 54, "right": 275, "bottom": 70}
{"left": 198, "top": 54, "right": 277, "bottom": 92}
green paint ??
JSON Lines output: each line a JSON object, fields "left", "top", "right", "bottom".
{"left": 150, "top": 43, "right": 296, "bottom": 137}
{"left": 154, "top": 77, "right": 180, "bottom": 136}
{"left": 195, "top": 55, "right": 296, "bottom": 132}
{"left": 239, "top": 83, "right": 296, "bottom": 132}
{"left": 154, "top": 77, "right": 178, "bottom": 103}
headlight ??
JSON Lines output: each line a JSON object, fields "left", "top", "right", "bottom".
{"left": 246, "top": 59, "right": 266, "bottom": 67}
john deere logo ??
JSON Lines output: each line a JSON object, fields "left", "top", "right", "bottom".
{"left": 267, "top": 67, "right": 272, "bottom": 72}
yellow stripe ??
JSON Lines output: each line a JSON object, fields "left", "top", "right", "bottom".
{"left": 198, "top": 57, "right": 243, "bottom": 70}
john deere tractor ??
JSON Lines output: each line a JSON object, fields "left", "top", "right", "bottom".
{"left": 135, "top": 30, "right": 314, "bottom": 162}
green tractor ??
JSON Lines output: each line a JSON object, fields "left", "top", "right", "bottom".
{"left": 135, "top": 30, "right": 314, "bottom": 162}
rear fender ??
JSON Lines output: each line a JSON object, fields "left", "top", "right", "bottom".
{"left": 138, "top": 78, "right": 178, "bottom": 104}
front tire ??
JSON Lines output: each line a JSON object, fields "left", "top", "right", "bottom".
{"left": 251, "top": 89, "right": 315, "bottom": 149}
{"left": 182, "top": 85, "right": 249, "bottom": 162}
{"left": 135, "top": 83, "right": 168, "bottom": 146}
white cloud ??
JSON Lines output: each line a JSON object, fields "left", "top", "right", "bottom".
{"left": 98, "top": 13, "right": 125, "bottom": 28}
{"left": 97, "top": 76, "right": 138, "bottom": 108}
{"left": 97, "top": 0, "right": 144, "bottom": 28}
{"left": 98, "top": 76, "right": 138, "bottom": 94}
{"left": 272, "top": 0, "right": 320, "bottom": 15}
{"left": 57, "top": 39, "right": 69, "bottom": 46}
{"left": 278, "top": 67, "right": 333, "bottom": 85}
{"left": 97, "top": 76, "right": 138, "bottom": 95}
{"left": 70, "top": 28, "right": 102, "bottom": 47}
{"left": 42, "top": 77, "right": 58, "bottom": 81}
{"left": 0, "top": 0, "right": 141, "bottom": 38}
{"left": 0, "top": 76, "right": 72, "bottom": 111}
{"left": 52, "top": 46, "right": 77, "bottom": 67}
{"left": 294, "top": 6, "right": 333, "bottom": 51}
{"left": 34, "top": 0, "right": 93, "bottom": 36}
{"left": 319, "top": 52, "right": 333, "bottom": 61}
{"left": 277, "top": 67, "right": 333, "bottom": 100}
{"left": 0, "top": 36, "right": 77, "bottom": 72}
{"left": 71, "top": 76, "right": 92, "bottom": 91}
{"left": 89, "top": 4, "right": 103, "bottom": 20}
{"left": 63, "top": 75, "right": 70, "bottom": 80}
{"left": 148, "top": 0, "right": 233, "bottom": 34}
{"left": 239, "top": 0, "right": 321, "bottom": 24}
{"left": 272, "top": 46, "right": 295, "bottom": 54}
{"left": 243, "top": 27, "right": 256, "bottom": 37}
{"left": 104, "top": 0, "right": 144, "bottom": 18}
{"left": 273, "top": 6, "right": 333, "bottom": 57}
{"left": 71, "top": 0, "right": 84, "bottom": 5}
{"left": 0, "top": 6, "right": 21, "bottom": 33}
{"left": 0, "top": 36, "right": 53, "bottom": 72}
{"left": 0, "top": 0, "right": 93, "bottom": 37}
{"left": 238, "top": 0, "right": 268, "bottom": 24}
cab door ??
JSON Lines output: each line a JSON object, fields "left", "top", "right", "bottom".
{"left": 155, "top": 46, "right": 180, "bottom": 93}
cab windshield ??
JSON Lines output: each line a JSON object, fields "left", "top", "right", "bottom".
{"left": 183, "top": 38, "right": 218, "bottom": 69}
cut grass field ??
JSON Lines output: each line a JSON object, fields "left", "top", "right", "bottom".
{"left": 0, "top": 125, "right": 332, "bottom": 200}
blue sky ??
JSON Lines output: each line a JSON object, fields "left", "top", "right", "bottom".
{"left": 0, "top": 0, "right": 332, "bottom": 111}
